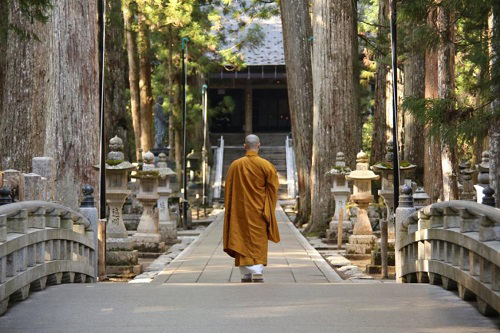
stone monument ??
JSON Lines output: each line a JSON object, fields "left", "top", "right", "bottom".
{"left": 154, "top": 96, "right": 168, "bottom": 149}
{"left": 326, "top": 152, "right": 351, "bottom": 244}
{"left": 94, "top": 136, "right": 140, "bottom": 276}
{"left": 345, "top": 151, "right": 379, "bottom": 255}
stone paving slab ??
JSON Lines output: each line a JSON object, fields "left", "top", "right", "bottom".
{"left": 0, "top": 283, "right": 498, "bottom": 332}
{"left": 152, "top": 206, "right": 343, "bottom": 284}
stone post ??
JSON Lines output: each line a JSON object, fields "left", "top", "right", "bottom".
{"left": 482, "top": 186, "right": 496, "bottom": 207}
{"left": 345, "top": 151, "right": 379, "bottom": 255}
{"left": 23, "top": 173, "right": 42, "bottom": 201}
{"left": 395, "top": 185, "right": 415, "bottom": 283}
{"left": 79, "top": 185, "right": 99, "bottom": 279}
{"left": 326, "top": 152, "right": 351, "bottom": 244}
{"left": 32, "top": 157, "right": 56, "bottom": 201}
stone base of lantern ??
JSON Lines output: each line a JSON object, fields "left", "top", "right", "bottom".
{"left": 106, "top": 264, "right": 143, "bottom": 277}
{"left": 133, "top": 233, "right": 165, "bottom": 252}
{"left": 105, "top": 237, "right": 142, "bottom": 277}
{"left": 159, "top": 221, "right": 179, "bottom": 245}
{"left": 325, "top": 220, "right": 353, "bottom": 244}
{"left": 346, "top": 235, "right": 377, "bottom": 255}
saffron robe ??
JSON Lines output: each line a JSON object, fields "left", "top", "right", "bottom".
{"left": 223, "top": 150, "right": 280, "bottom": 266}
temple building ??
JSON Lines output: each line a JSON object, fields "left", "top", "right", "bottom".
{"left": 207, "top": 15, "right": 295, "bottom": 201}
{"left": 208, "top": 15, "right": 290, "bottom": 136}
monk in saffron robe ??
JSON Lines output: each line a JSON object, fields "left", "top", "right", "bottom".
{"left": 223, "top": 134, "right": 280, "bottom": 283}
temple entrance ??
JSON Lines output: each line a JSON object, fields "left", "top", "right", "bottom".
{"left": 252, "top": 89, "right": 290, "bottom": 132}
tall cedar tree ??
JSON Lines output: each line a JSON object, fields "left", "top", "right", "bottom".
{"left": 490, "top": 2, "right": 500, "bottom": 207}
{"left": 370, "top": 0, "right": 390, "bottom": 165}
{"left": 279, "top": 0, "right": 313, "bottom": 227}
{"left": 308, "top": 0, "right": 360, "bottom": 233}
{"left": 0, "top": 0, "right": 99, "bottom": 209}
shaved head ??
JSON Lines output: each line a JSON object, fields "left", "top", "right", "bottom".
{"left": 244, "top": 134, "right": 261, "bottom": 151}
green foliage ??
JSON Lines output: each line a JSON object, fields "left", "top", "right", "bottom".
{"left": 362, "top": 115, "right": 374, "bottom": 157}
{"left": 208, "top": 96, "right": 236, "bottom": 122}
{"left": 403, "top": 96, "right": 500, "bottom": 146}
{"left": 400, "top": 0, "right": 500, "bottom": 151}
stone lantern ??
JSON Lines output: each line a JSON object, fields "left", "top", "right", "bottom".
{"left": 413, "top": 187, "right": 430, "bottom": 210}
{"left": 345, "top": 151, "right": 379, "bottom": 255}
{"left": 459, "top": 160, "right": 475, "bottom": 201}
{"left": 142, "top": 151, "right": 156, "bottom": 171}
{"left": 187, "top": 149, "right": 200, "bottom": 170}
{"left": 326, "top": 152, "right": 351, "bottom": 244}
{"left": 93, "top": 136, "right": 139, "bottom": 276}
{"left": 155, "top": 153, "right": 177, "bottom": 244}
{"left": 372, "top": 139, "right": 416, "bottom": 236}
{"left": 132, "top": 151, "right": 163, "bottom": 252}
{"left": 475, "top": 151, "right": 490, "bottom": 203}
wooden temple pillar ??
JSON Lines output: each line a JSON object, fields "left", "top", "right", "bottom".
{"left": 244, "top": 82, "right": 253, "bottom": 135}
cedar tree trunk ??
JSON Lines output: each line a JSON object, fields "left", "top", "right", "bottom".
{"left": 280, "top": 0, "right": 314, "bottom": 227}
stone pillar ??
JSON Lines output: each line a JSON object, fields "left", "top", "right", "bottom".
{"left": 244, "top": 83, "right": 253, "bottom": 135}
{"left": 395, "top": 185, "right": 415, "bottom": 282}
{"left": 23, "top": 173, "right": 43, "bottom": 201}
{"left": 32, "top": 157, "right": 56, "bottom": 201}
{"left": 79, "top": 185, "right": 99, "bottom": 279}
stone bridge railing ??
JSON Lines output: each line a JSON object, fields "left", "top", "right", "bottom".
{"left": 396, "top": 187, "right": 500, "bottom": 316}
{"left": 0, "top": 198, "right": 97, "bottom": 316}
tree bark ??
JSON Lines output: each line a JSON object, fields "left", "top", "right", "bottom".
{"left": 280, "top": 0, "right": 313, "bottom": 227}
{"left": 309, "top": 0, "right": 360, "bottom": 233}
{"left": 403, "top": 50, "right": 425, "bottom": 184}
{"left": 137, "top": 8, "right": 154, "bottom": 153}
{"left": 124, "top": 1, "right": 141, "bottom": 160}
{"left": 370, "top": 0, "right": 389, "bottom": 165}
{"left": 168, "top": 25, "right": 175, "bottom": 160}
{"left": 105, "top": 0, "right": 130, "bottom": 159}
{"left": 424, "top": 9, "right": 444, "bottom": 203}
{"left": 489, "top": 3, "right": 500, "bottom": 207}
{"left": 0, "top": 1, "right": 7, "bottom": 120}
{"left": 437, "top": 4, "right": 459, "bottom": 200}
{"left": 0, "top": 1, "right": 99, "bottom": 209}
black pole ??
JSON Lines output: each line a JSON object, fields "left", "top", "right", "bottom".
{"left": 390, "top": 0, "right": 400, "bottom": 209}
{"left": 98, "top": 0, "right": 106, "bottom": 220}
{"left": 181, "top": 37, "right": 190, "bottom": 229}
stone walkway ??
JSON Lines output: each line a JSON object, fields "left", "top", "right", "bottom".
{"left": 151, "top": 206, "right": 342, "bottom": 284}
{"left": 0, "top": 207, "right": 499, "bottom": 332}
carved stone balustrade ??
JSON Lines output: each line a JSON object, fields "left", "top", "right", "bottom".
{"left": 396, "top": 195, "right": 500, "bottom": 316}
{"left": 0, "top": 200, "right": 97, "bottom": 316}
